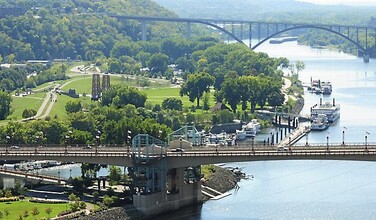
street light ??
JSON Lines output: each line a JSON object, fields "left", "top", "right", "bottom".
{"left": 127, "top": 130, "right": 132, "bottom": 153}
{"left": 342, "top": 127, "right": 347, "bottom": 145}
{"left": 365, "top": 131, "right": 370, "bottom": 150}
{"left": 326, "top": 132, "right": 330, "bottom": 151}
{"left": 95, "top": 130, "right": 101, "bottom": 154}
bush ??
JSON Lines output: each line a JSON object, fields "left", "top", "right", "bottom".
{"left": 29, "top": 198, "right": 68, "bottom": 204}
{"left": 0, "top": 196, "right": 19, "bottom": 202}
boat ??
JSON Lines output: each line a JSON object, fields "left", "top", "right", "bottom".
{"left": 269, "top": 37, "right": 298, "bottom": 44}
{"left": 310, "top": 114, "right": 329, "bottom": 131}
{"left": 241, "top": 120, "right": 259, "bottom": 138}
{"left": 309, "top": 79, "right": 332, "bottom": 95}
{"left": 311, "top": 98, "right": 340, "bottom": 123}
{"left": 235, "top": 129, "right": 246, "bottom": 141}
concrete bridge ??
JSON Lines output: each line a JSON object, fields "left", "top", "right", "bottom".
{"left": 0, "top": 144, "right": 374, "bottom": 168}
{"left": 1, "top": 139, "right": 375, "bottom": 216}
{"left": 110, "top": 15, "right": 376, "bottom": 56}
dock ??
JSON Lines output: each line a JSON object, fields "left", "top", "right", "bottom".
{"left": 278, "top": 124, "right": 310, "bottom": 147}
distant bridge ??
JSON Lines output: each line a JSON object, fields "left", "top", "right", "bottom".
{"left": 0, "top": 144, "right": 375, "bottom": 168}
{"left": 111, "top": 15, "right": 376, "bottom": 55}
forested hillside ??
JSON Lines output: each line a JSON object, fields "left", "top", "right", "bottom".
{"left": 154, "top": 0, "right": 376, "bottom": 25}
{"left": 0, "top": 0, "right": 181, "bottom": 62}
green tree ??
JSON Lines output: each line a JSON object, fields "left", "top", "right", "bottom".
{"left": 102, "top": 195, "right": 114, "bottom": 207}
{"left": 180, "top": 72, "right": 214, "bottom": 107}
{"left": 220, "top": 78, "right": 241, "bottom": 113}
{"left": 65, "top": 100, "right": 82, "bottom": 113}
{"left": 45, "top": 207, "right": 52, "bottom": 218}
{"left": 22, "top": 210, "right": 29, "bottom": 219}
{"left": 162, "top": 98, "right": 183, "bottom": 111}
{"left": 109, "top": 166, "right": 122, "bottom": 185}
{"left": 4, "top": 189, "right": 12, "bottom": 198}
{"left": 148, "top": 53, "right": 169, "bottom": 75}
{"left": 31, "top": 207, "right": 39, "bottom": 219}
{"left": 21, "top": 109, "right": 37, "bottom": 118}
{"left": 4, "top": 209, "right": 9, "bottom": 219}
{"left": 0, "top": 92, "right": 12, "bottom": 120}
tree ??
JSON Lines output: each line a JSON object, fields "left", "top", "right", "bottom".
{"left": 4, "top": 209, "right": 9, "bottom": 219}
{"left": 31, "top": 207, "right": 39, "bottom": 219}
{"left": 22, "top": 210, "right": 29, "bottom": 219}
{"left": 45, "top": 207, "right": 52, "bottom": 218}
{"left": 295, "top": 60, "right": 305, "bottom": 75}
{"left": 220, "top": 78, "right": 241, "bottom": 113}
{"left": 162, "top": 98, "right": 183, "bottom": 111}
{"left": 0, "top": 92, "right": 12, "bottom": 120}
{"left": 93, "top": 191, "right": 99, "bottom": 204}
{"left": 21, "top": 109, "right": 37, "bottom": 118}
{"left": 65, "top": 100, "right": 82, "bottom": 113}
{"left": 148, "top": 53, "right": 169, "bottom": 75}
{"left": 4, "top": 189, "right": 12, "bottom": 198}
{"left": 180, "top": 72, "right": 214, "bottom": 107}
{"left": 109, "top": 166, "right": 122, "bottom": 185}
{"left": 102, "top": 195, "right": 114, "bottom": 207}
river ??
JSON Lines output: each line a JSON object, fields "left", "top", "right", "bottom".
{"left": 157, "top": 40, "right": 376, "bottom": 219}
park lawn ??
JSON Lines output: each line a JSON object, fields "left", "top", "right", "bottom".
{"left": 10, "top": 95, "right": 44, "bottom": 120}
{"left": 144, "top": 87, "right": 192, "bottom": 106}
{"left": 48, "top": 94, "right": 93, "bottom": 120}
{"left": 61, "top": 76, "right": 92, "bottom": 94}
{"left": 144, "top": 87, "right": 217, "bottom": 109}
{"left": 0, "top": 199, "right": 68, "bottom": 219}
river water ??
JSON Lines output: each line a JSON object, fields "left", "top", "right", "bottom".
{"left": 161, "top": 41, "right": 376, "bottom": 219}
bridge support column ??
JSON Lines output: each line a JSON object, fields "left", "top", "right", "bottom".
{"left": 141, "top": 20, "right": 147, "bottom": 41}
{"left": 186, "top": 22, "right": 191, "bottom": 39}
{"left": 133, "top": 166, "right": 202, "bottom": 217}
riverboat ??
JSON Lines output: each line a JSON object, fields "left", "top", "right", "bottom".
{"left": 310, "top": 114, "right": 329, "bottom": 131}
{"left": 309, "top": 79, "right": 332, "bottom": 95}
{"left": 269, "top": 37, "right": 298, "bottom": 44}
{"left": 241, "top": 119, "right": 261, "bottom": 138}
{"left": 311, "top": 98, "right": 340, "bottom": 123}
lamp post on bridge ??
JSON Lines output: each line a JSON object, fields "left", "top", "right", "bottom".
{"left": 365, "top": 131, "right": 370, "bottom": 150}
{"left": 95, "top": 130, "right": 101, "bottom": 154}
{"left": 342, "top": 127, "right": 347, "bottom": 145}
{"left": 127, "top": 130, "right": 132, "bottom": 154}
{"left": 326, "top": 132, "right": 330, "bottom": 151}
{"left": 5, "top": 135, "right": 10, "bottom": 154}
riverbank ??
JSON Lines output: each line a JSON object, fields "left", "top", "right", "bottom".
{"left": 202, "top": 165, "right": 246, "bottom": 201}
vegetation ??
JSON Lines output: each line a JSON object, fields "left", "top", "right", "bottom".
{"left": 0, "top": 200, "right": 67, "bottom": 219}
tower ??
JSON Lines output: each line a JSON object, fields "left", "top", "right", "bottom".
{"left": 102, "top": 74, "right": 110, "bottom": 92}
{"left": 91, "top": 74, "right": 101, "bottom": 100}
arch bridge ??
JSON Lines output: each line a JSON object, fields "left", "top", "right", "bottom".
{"left": 110, "top": 15, "right": 376, "bottom": 57}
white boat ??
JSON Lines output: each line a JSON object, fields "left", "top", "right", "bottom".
{"left": 311, "top": 99, "right": 340, "bottom": 123}
{"left": 235, "top": 129, "right": 246, "bottom": 141}
{"left": 241, "top": 119, "right": 261, "bottom": 138}
{"left": 311, "top": 114, "right": 329, "bottom": 131}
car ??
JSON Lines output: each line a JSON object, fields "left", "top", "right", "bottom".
{"left": 9, "top": 146, "right": 20, "bottom": 149}
{"left": 277, "top": 146, "right": 289, "bottom": 151}
{"left": 83, "top": 145, "right": 92, "bottom": 149}
{"left": 172, "top": 148, "right": 185, "bottom": 152}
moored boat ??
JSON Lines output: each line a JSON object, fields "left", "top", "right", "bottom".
{"left": 310, "top": 114, "right": 329, "bottom": 131}
{"left": 311, "top": 98, "right": 340, "bottom": 123}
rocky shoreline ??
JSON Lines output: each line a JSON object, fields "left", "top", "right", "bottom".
{"left": 202, "top": 165, "right": 245, "bottom": 201}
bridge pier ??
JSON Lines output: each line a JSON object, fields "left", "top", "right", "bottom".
{"left": 130, "top": 134, "right": 202, "bottom": 217}
{"left": 186, "top": 22, "right": 191, "bottom": 39}
{"left": 141, "top": 20, "right": 147, "bottom": 41}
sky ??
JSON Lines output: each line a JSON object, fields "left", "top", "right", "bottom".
{"left": 298, "top": 0, "right": 376, "bottom": 6}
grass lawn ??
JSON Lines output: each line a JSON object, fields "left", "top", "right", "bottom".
{"left": 49, "top": 94, "right": 93, "bottom": 120}
{"left": 10, "top": 95, "right": 45, "bottom": 120}
{"left": 0, "top": 199, "right": 69, "bottom": 219}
